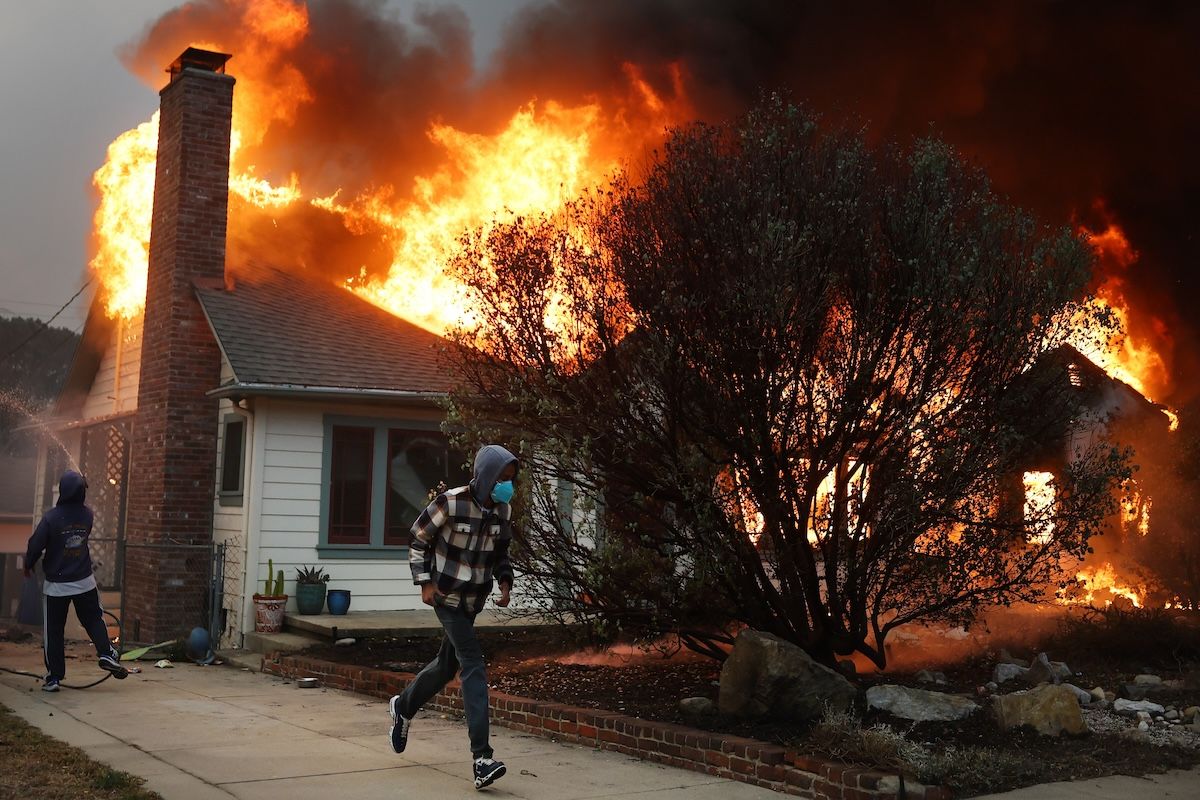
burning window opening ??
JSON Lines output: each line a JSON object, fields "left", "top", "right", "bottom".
{"left": 1067, "top": 363, "right": 1083, "bottom": 387}
{"left": 1023, "top": 471, "right": 1055, "bottom": 545}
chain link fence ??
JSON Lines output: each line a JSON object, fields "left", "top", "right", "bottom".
{"left": 88, "top": 538, "right": 224, "bottom": 647}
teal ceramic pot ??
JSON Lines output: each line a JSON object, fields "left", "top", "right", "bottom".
{"left": 295, "top": 583, "right": 327, "bottom": 615}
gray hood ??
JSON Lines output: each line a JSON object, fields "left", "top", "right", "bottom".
{"left": 470, "top": 445, "right": 519, "bottom": 507}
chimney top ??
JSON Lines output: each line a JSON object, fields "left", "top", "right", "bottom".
{"left": 167, "top": 47, "right": 232, "bottom": 82}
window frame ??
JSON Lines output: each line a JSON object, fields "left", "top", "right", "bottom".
{"left": 317, "top": 415, "right": 462, "bottom": 558}
{"left": 218, "top": 414, "right": 247, "bottom": 507}
{"left": 325, "top": 424, "right": 375, "bottom": 545}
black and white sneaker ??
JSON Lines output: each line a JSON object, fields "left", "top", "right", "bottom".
{"left": 473, "top": 757, "right": 506, "bottom": 790}
{"left": 41, "top": 678, "right": 60, "bottom": 692}
{"left": 98, "top": 650, "right": 128, "bottom": 679}
{"left": 388, "top": 695, "right": 411, "bottom": 753}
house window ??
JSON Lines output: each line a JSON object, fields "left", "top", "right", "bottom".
{"left": 218, "top": 416, "right": 246, "bottom": 506}
{"left": 384, "top": 431, "right": 470, "bottom": 545}
{"left": 328, "top": 425, "right": 374, "bottom": 544}
{"left": 320, "top": 416, "right": 469, "bottom": 555}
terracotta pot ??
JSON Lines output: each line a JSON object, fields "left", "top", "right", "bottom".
{"left": 252, "top": 594, "right": 288, "bottom": 633}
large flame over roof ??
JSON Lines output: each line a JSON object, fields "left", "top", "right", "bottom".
{"left": 89, "top": 0, "right": 688, "bottom": 334}
{"left": 87, "top": 0, "right": 1192, "bottom": 408}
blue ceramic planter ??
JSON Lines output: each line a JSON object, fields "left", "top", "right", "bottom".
{"left": 327, "top": 589, "right": 351, "bottom": 615}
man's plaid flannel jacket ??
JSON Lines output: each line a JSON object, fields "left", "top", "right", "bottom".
{"left": 409, "top": 485, "right": 515, "bottom": 614}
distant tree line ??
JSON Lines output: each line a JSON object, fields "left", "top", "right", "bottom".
{"left": 0, "top": 316, "right": 79, "bottom": 455}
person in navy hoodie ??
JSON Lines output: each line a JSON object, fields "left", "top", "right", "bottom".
{"left": 24, "top": 470, "right": 127, "bottom": 691}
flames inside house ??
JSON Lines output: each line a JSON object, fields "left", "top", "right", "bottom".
{"left": 55, "top": 0, "right": 1198, "bottom": 643}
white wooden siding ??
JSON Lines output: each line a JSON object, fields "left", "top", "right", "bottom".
{"left": 80, "top": 313, "right": 143, "bottom": 419}
{"left": 211, "top": 357, "right": 247, "bottom": 645}
{"left": 250, "top": 399, "right": 447, "bottom": 614}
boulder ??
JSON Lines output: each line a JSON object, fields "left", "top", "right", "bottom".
{"left": 1061, "top": 683, "right": 1094, "bottom": 705}
{"left": 992, "top": 685, "right": 1088, "bottom": 736}
{"left": 993, "top": 663, "right": 1029, "bottom": 685}
{"left": 1089, "top": 686, "right": 1107, "bottom": 703}
{"left": 865, "top": 685, "right": 978, "bottom": 722}
{"left": 1113, "top": 698, "right": 1166, "bottom": 716}
{"left": 1183, "top": 706, "right": 1199, "bottom": 723}
{"left": 1133, "top": 673, "right": 1163, "bottom": 686}
{"left": 679, "top": 697, "right": 717, "bottom": 717}
{"left": 718, "top": 629, "right": 856, "bottom": 721}
{"left": 1022, "top": 652, "right": 1069, "bottom": 686}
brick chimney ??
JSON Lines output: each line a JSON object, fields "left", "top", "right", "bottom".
{"left": 123, "top": 49, "right": 234, "bottom": 643}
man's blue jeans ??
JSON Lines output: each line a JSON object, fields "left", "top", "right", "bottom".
{"left": 395, "top": 603, "right": 492, "bottom": 759}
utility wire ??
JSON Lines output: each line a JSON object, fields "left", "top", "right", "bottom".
{"left": 0, "top": 280, "right": 91, "bottom": 365}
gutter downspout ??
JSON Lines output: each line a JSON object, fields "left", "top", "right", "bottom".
{"left": 231, "top": 398, "right": 265, "bottom": 648}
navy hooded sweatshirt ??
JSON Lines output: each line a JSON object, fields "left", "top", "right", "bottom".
{"left": 25, "top": 471, "right": 96, "bottom": 584}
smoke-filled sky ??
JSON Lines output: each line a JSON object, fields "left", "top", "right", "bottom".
{"left": 2, "top": 0, "right": 1197, "bottom": 401}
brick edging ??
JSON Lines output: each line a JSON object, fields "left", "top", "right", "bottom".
{"left": 263, "top": 653, "right": 951, "bottom": 799}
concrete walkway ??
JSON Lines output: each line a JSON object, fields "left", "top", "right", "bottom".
{"left": 0, "top": 639, "right": 778, "bottom": 800}
{"left": 1, "top": 638, "right": 1198, "bottom": 799}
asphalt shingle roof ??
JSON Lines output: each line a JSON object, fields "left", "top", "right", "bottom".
{"left": 195, "top": 264, "right": 455, "bottom": 394}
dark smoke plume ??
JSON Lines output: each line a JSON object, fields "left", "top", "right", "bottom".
{"left": 121, "top": 0, "right": 1199, "bottom": 402}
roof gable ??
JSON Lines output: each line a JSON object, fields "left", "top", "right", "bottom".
{"left": 196, "top": 263, "right": 456, "bottom": 395}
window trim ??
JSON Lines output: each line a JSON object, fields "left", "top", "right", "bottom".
{"left": 317, "top": 415, "right": 452, "bottom": 557}
{"left": 218, "top": 414, "right": 247, "bottom": 507}
{"left": 326, "top": 424, "right": 375, "bottom": 545}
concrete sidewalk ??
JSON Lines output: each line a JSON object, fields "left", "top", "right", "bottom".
{"left": 2, "top": 639, "right": 1198, "bottom": 799}
{"left": 0, "top": 639, "right": 778, "bottom": 800}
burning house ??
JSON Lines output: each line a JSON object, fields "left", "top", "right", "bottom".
{"left": 38, "top": 49, "right": 468, "bottom": 646}
{"left": 1013, "top": 345, "right": 1177, "bottom": 607}
{"left": 27, "top": 2, "right": 1195, "bottom": 646}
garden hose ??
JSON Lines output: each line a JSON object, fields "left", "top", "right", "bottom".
{"left": 0, "top": 663, "right": 115, "bottom": 690}
{"left": 0, "top": 609, "right": 131, "bottom": 690}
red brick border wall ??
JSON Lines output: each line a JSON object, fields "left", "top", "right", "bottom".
{"left": 263, "top": 654, "right": 951, "bottom": 799}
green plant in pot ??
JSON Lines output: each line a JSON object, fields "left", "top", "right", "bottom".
{"left": 295, "top": 565, "right": 330, "bottom": 615}
{"left": 252, "top": 559, "right": 288, "bottom": 633}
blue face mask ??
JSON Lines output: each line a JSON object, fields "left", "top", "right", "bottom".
{"left": 490, "top": 480, "right": 515, "bottom": 504}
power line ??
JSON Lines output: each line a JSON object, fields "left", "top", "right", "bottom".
{"left": 0, "top": 280, "right": 92, "bottom": 365}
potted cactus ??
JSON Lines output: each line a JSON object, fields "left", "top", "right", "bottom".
{"left": 252, "top": 559, "right": 288, "bottom": 633}
{"left": 294, "top": 565, "right": 330, "bottom": 615}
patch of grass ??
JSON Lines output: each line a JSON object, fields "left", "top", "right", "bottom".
{"left": 914, "top": 745, "right": 1047, "bottom": 796}
{"left": 0, "top": 702, "right": 162, "bottom": 800}
{"left": 800, "top": 707, "right": 928, "bottom": 775}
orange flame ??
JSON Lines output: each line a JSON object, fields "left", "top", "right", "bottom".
{"left": 1023, "top": 471, "right": 1055, "bottom": 545}
{"left": 1060, "top": 562, "right": 1143, "bottom": 608}
{"left": 89, "top": 114, "right": 160, "bottom": 320}
{"left": 347, "top": 101, "right": 609, "bottom": 333}
{"left": 1064, "top": 216, "right": 1178, "bottom": 430}
{"left": 88, "top": 0, "right": 689, "bottom": 334}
